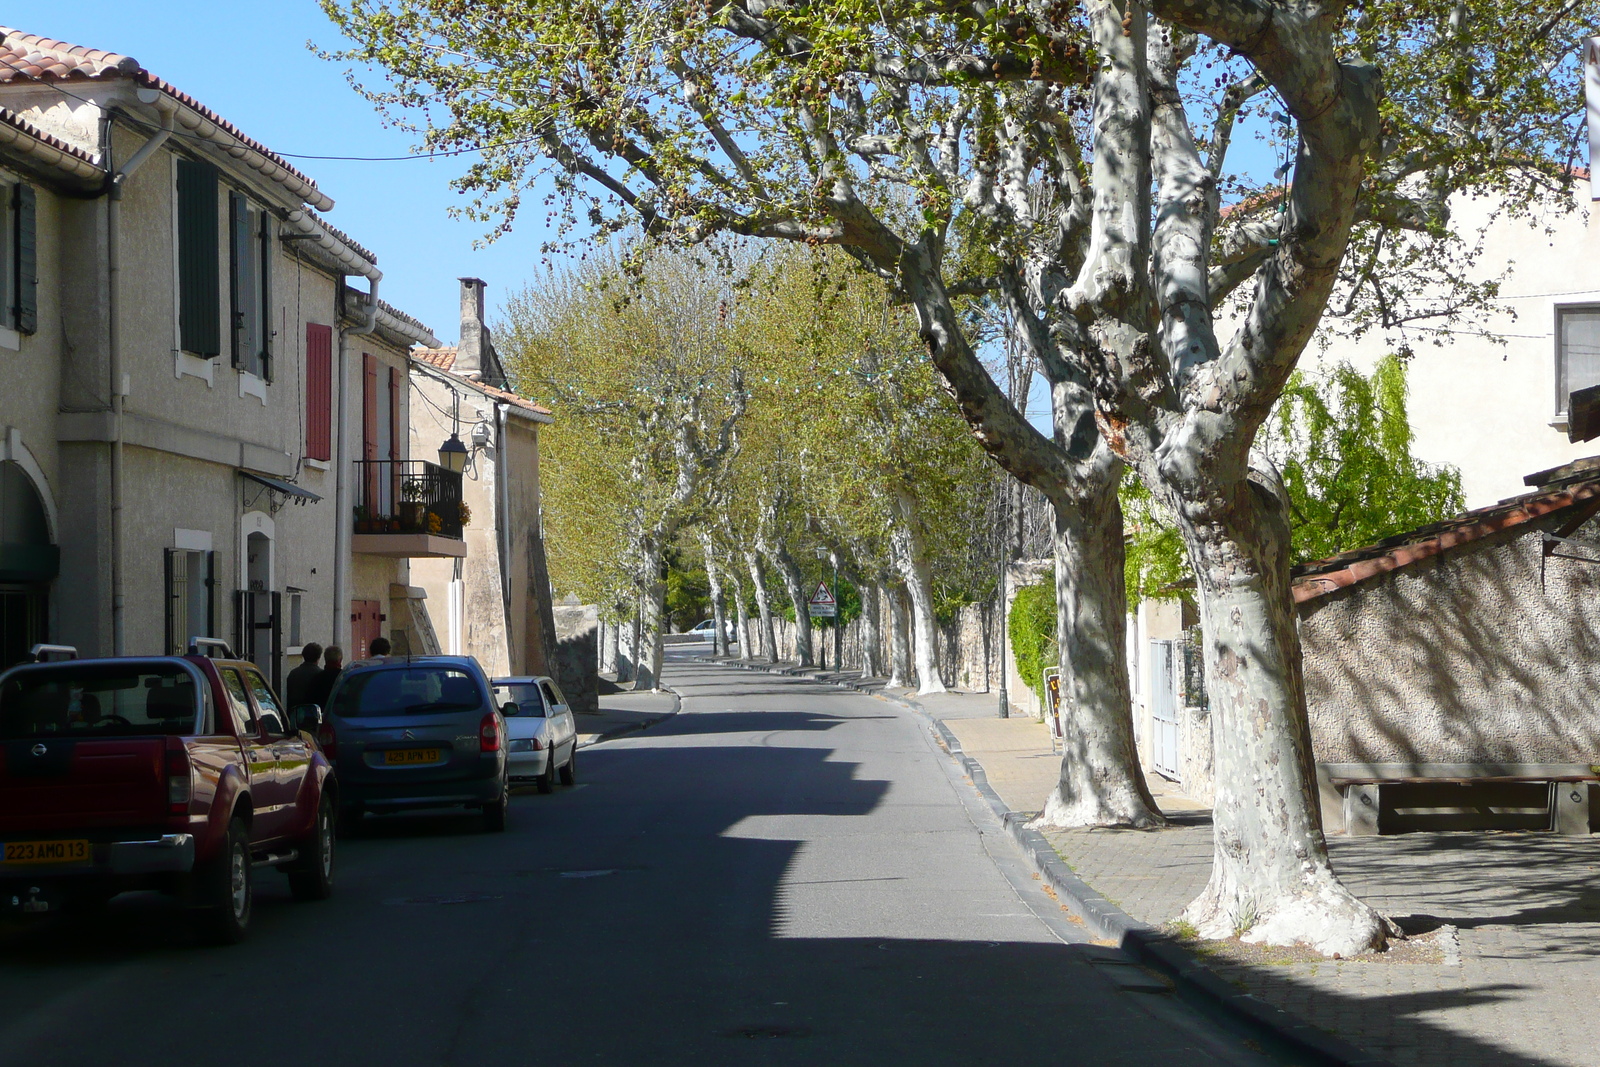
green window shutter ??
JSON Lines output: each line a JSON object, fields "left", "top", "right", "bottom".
{"left": 228, "top": 190, "right": 245, "bottom": 367}
{"left": 12, "top": 183, "right": 36, "bottom": 335}
{"left": 259, "top": 209, "right": 272, "bottom": 381}
{"left": 176, "top": 159, "right": 220, "bottom": 356}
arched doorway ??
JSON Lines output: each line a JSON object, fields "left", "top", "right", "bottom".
{"left": 0, "top": 460, "right": 57, "bottom": 667}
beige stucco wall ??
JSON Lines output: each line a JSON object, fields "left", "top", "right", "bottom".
{"left": 1301, "top": 193, "right": 1600, "bottom": 509}
{"left": 1300, "top": 513, "right": 1600, "bottom": 765}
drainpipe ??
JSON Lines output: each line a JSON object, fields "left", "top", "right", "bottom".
{"left": 108, "top": 96, "right": 175, "bottom": 655}
{"left": 334, "top": 278, "right": 381, "bottom": 648}
{"left": 495, "top": 403, "right": 513, "bottom": 668}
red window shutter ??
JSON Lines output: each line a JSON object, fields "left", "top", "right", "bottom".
{"left": 305, "top": 324, "right": 332, "bottom": 461}
{"left": 362, "top": 354, "right": 378, "bottom": 463}
{"left": 388, "top": 365, "right": 401, "bottom": 462}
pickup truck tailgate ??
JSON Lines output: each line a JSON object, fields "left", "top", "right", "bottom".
{"left": 0, "top": 738, "right": 167, "bottom": 833}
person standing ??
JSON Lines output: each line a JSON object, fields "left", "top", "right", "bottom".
{"left": 308, "top": 645, "right": 344, "bottom": 709}
{"left": 285, "top": 642, "right": 323, "bottom": 709}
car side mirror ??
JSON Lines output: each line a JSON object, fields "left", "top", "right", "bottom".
{"left": 292, "top": 704, "right": 323, "bottom": 731}
{"left": 501, "top": 701, "right": 519, "bottom": 717}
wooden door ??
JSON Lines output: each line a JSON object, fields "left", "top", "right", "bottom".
{"left": 351, "top": 600, "right": 382, "bottom": 661}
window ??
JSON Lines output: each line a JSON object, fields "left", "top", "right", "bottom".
{"left": 164, "top": 548, "right": 215, "bottom": 656}
{"left": 493, "top": 683, "right": 546, "bottom": 717}
{"left": 0, "top": 182, "right": 37, "bottom": 336}
{"left": 540, "top": 680, "right": 566, "bottom": 710}
{"left": 287, "top": 588, "right": 305, "bottom": 649}
{"left": 243, "top": 669, "right": 286, "bottom": 737}
{"left": 220, "top": 667, "right": 258, "bottom": 735}
{"left": 229, "top": 192, "right": 272, "bottom": 379}
{"left": 305, "top": 324, "right": 333, "bottom": 460}
{"left": 176, "top": 158, "right": 221, "bottom": 357}
{"left": 1557, "top": 305, "right": 1600, "bottom": 417}
{"left": 329, "top": 666, "right": 484, "bottom": 718}
{"left": 0, "top": 664, "right": 200, "bottom": 739}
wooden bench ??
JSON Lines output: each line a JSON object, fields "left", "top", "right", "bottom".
{"left": 1316, "top": 763, "right": 1600, "bottom": 836}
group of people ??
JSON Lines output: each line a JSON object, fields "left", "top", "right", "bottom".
{"left": 285, "top": 637, "right": 392, "bottom": 710}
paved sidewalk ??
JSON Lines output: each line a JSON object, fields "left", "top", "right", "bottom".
{"left": 574, "top": 686, "right": 679, "bottom": 747}
{"left": 907, "top": 685, "right": 1600, "bottom": 1067}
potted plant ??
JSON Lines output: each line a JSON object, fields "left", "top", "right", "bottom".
{"left": 353, "top": 504, "right": 375, "bottom": 534}
{"left": 399, "top": 478, "right": 428, "bottom": 530}
{"left": 458, "top": 500, "right": 472, "bottom": 528}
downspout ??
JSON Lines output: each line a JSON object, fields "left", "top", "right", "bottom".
{"left": 108, "top": 97, "right": 175, "bottom": 655}
{"left": 334, "top": 277, "right": 380, "bottom": 648}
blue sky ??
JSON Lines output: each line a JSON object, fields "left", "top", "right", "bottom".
{"left": 10, "top": 1, "right": 560, "bottom": 342}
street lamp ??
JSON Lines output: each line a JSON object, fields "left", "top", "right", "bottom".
{"left": 437, "top": 432, "right": 469, "bottom": 473}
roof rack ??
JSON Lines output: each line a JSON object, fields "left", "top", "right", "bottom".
{"left": 29, "top": 644, "right": 77, "bottom": 661}
{"left": 188, "top": 638, "right": 236, "bottom": 659}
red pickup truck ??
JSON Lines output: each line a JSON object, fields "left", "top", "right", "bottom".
{"left": 0, "top": 645, "right": 336, "bottom": 943}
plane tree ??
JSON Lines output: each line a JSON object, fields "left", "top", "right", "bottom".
{"left": 326, "top": 0, "right": 1595, "bottom": 954}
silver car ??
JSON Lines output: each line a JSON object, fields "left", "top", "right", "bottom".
{"left": 493, "top": 676, "right": 578, "bottom": 793}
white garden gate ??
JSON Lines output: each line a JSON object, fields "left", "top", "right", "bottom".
{"left": 1149, "top": 639, "right": 1181, "bottom": 781}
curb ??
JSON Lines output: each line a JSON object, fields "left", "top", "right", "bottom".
{"left": 578, "top": 687, "right": 682, "bottom": 748}
{"left": 692, "top": 655, "right": 1395, "bottom": 1067}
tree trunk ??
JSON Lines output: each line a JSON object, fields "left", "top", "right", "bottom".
{"left": 599, "top": 619, "right": 617, "bottom": 675}
{"left": 730, "top": 572, "right": 751, "bottom": 662}
{"left": 1173, "top": 475, "right": 1393, "bottom": 956}
{"left": 860, "top": 580, "right": 882, "bottom": 678}
{"left": 887, "top": 583, "right": 912, "bottom": 688}
{"left": 745, "top": 550, "right": 777, "bottom": 664}
{"left": 1032, "top": 483, "right": 1164, "bottom": 829}
{"left": 889, "top": 489, "right": 946, "bottom": 695}
{"left": 701, "top": 532, "right": 730, "bottom": 658}
{"left": 637, "top": 542, "right": 665, "bottom": 691}
{"left": 767, "top": 541, "right": 814, "bottom": 667}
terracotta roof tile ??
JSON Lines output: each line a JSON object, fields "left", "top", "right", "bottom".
{"left": 0, "top": 26, "right": 327, "bottom": 205}
{"left": 409, "top": 347, "right": 552, "bottom": 417}
{"left": 0, "top": 105, "right": 100, "bottom": 178}
{"left": 1291, "top": 475, "right": 1600, "bottom": 603}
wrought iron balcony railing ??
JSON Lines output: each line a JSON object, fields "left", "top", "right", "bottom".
{"left": 353, "top": 460, "right": 465, "bottom": 540}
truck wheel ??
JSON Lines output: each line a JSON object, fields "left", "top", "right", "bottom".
{"left": 288, "top": 796, "right": 335, "bottom": 902}
{"left": 196, "top": 818, "right": 252, "bottom": 945}
{"left": 482, "top": 782, "right": 509, "bottom": 832}
{"left": 558, "top": 746, "right": 576, "bottom": 787}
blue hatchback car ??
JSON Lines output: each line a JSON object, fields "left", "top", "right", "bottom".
{"left": 316, "top": 655, "right": 509, "bottom": 833}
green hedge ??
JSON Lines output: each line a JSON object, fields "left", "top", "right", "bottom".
{"left": 1008, "top": 579, "right": 1057, "bottom": 703}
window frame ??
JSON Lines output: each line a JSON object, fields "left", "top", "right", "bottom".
{"left": 1554, "top": 302, "right": 1600, "bottom": 419}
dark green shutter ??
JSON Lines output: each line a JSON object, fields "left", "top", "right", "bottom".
{"left": 228, "top": 190, "right": 246, "bottom": 367}
{"left": 176, "top": 159, "right": 220, "bottom": 356}
{"left": 164, "top": 548, "right": 177, "bottom": 655}
{"left": 259, "top": 210, "right": 272, "bottom": 381}
{"left": 12, "top": 183, "right": 35, "bottom": 335}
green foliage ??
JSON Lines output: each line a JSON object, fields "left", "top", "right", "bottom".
{"left": 1124, "top": 356, "right": 1466, "bottom": 601}
{"left": 665, "top": 566, "right": 710, "bottom": 633}
{"left": 1007, "top": 579, "right": 1057, "bottom": 703}
{"left": 1266, "top": 356, "right": 1466, "bottom": 563}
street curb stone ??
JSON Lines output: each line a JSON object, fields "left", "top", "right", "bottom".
{"left": 580, "top": 688, "right": 682, "bottom": 747}
{"left": 695, "top": 655, "right": 1396, "bottom": 1067}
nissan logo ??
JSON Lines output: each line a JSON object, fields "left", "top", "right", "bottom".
{"left": 30, "top": 743, "right": 46, "bottom": 757}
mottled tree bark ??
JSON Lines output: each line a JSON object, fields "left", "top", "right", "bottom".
{"left": 888, "top": 490, "right": 946, "bottom": 695}
{"left": 700, "top": 531, "right": 730, "bottom": 658}
{"left": 859, "top": 580, "right": 883, "bottom": 678}
{"left": 886, "top": 583, "right": 912, "bottom": 688}
{"left": 766, "top": 538, "right": 815, "bottom": 667}
{"left": 744, "top": 549, "right": 777, "bottom": 664}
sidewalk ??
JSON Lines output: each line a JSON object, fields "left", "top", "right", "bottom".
{"left": 906, "top": 685, "right": 1600, "bottom": 1067}
{"left": 574, "top": 683, "right": 679, "bottom": 747}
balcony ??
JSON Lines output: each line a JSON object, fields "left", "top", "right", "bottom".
{"left": 351, "top": 460, "right": 467, "bottom": 558}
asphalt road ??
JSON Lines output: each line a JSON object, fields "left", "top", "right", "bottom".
{"left": 0, "top": 657, "right": 1281, "bottom": 1066}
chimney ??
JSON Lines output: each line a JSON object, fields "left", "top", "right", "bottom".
{"left": 456, "top": 277, "right": 488, "bottom": 381}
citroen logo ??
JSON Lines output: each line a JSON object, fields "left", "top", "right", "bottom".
{"left": 30, "top": 744, "right": 46, "bottom": 757}
{"left": 402, "top": 729, "right": 415, "bottom": 740}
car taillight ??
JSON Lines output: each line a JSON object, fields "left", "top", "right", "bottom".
{"left": 317, "top": 722, "right": 338, "bottom": 760}
{"left": 164, "top": 738, "right": 191, "bottom": 815}
{"left": 530, "top": 737, "right": 543, "bottom": 751}
{"left": 480, "top": 713, "right": 502, "bottom": 753}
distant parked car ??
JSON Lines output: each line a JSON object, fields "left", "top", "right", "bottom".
{"left": 493, "top": 676, "right": 578, "bottom": 793}
{"left": 688, "top": 618, "right": 735, "bottom": 641}
{"left": 319, "top": 655, "right": 509, "bottom": 833}
{"left": 0, "top": 642, "right": 336, "bottom": 943}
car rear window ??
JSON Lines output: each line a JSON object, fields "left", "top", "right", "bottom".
{"left": 0, "top": 664, "right": 201, "bottom": 739}
{"left": 493, "top": 684, "right": 546, "bottom": 717}
{"left": 329, "top": 667, "right": 485, "bottom": 718}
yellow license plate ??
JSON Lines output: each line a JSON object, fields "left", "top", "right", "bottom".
{"left": 4, "top": 839, "right": 91, "bottom": 865}
{"left": 384, "top": 748, "right": 442, "bottom": 765}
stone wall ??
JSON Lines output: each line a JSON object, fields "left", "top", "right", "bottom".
{"left": 1299, "top": 511, "right": 1600, "bottom": 765}
{"left": 552, "top": 602, "right": 599, "bottom": 714}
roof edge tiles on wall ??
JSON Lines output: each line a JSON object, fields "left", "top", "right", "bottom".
{"left": 0, "top": 26, "right": 333, "bottom": 210}
{"left": 1291, "top": 478, "right": 1600, "bottom": 604}
{"left": 0, "top": 106, "right": 101, "bottom": 184}
{"left": 411, "top": 347, "right": 553, "bottom": 421}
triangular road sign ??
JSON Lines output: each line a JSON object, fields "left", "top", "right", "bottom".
{"left": 809, "top": 582, "right": 836, "bottom": 605}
